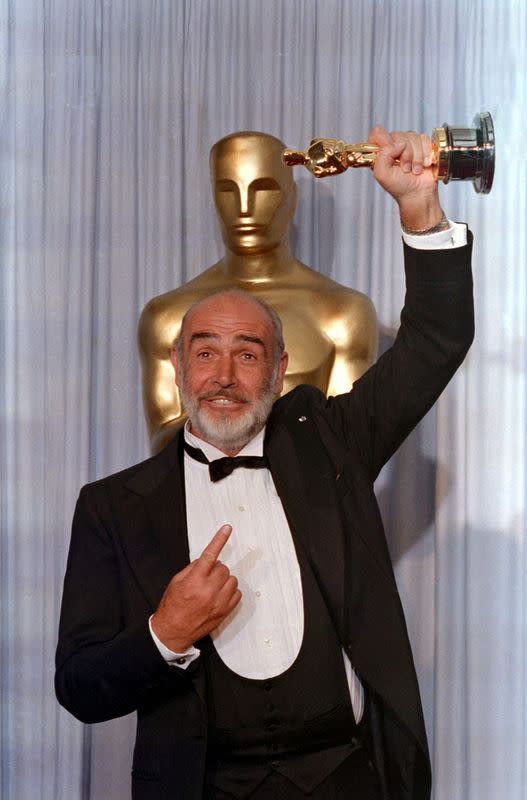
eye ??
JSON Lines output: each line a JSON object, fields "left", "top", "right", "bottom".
{"left": 241, "top": 352, "right": 257, "bottom": 360}
{"left": 196, "top": 350, "right": 212, "bottom": 359}
{"left": 251, "top": 178, "right": 280, "bottom": 191}
{"left": 215, "top": 179, "right": 237, "bottom": 193}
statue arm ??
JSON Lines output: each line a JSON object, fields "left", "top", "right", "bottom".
{"left": 138, "top": 302, "right": 186, "bottom": 454}
{"left": 325, "top": 295, "right": 379, "bottom": 397}
{"left": 149, "top": 410, "right": 187, "bottom": 455}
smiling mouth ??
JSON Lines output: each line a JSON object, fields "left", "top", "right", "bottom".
{"left": 200, "top": 394, "right": 248, "bottom": 406}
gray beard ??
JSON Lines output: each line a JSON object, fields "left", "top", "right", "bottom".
{"left": 179, "top": 379, "right": 276, "bottom": 454}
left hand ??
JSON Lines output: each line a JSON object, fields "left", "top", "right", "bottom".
{"left": 369, "top": 125, "right": 444, "bottom": 232}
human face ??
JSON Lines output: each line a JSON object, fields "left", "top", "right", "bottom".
{"left": 211, "top": 134, "right": 297, "bottom": 255}
{"left": 173, "top": 294, "right": 288, "bottom": 455}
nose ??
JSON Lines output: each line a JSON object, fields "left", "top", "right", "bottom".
{"left": 238, "top": 185, "right": 252, "bottom": 217}
{"left": 214, "top": 353, "right": 237, "bottom": 387}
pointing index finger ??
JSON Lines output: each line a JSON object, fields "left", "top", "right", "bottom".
{"left": 198, "top": 524, "right": 232, "bottom": 572}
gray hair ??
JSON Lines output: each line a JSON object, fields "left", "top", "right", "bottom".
{"left": 175, "top": 288, "right": 285, "bottom": 366}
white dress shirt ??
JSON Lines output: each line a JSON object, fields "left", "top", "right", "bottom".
{"left": 158, "top": 425, "right": 365, "bottom": 721}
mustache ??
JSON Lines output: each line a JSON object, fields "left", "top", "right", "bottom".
{"left": 198, "top": 390, "right": 250, "bottom": 403}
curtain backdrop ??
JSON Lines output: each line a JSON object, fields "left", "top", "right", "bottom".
{"left": 2, "top": 1, "right": 525, "bottom": 798}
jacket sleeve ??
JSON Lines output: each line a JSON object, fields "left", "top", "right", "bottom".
{"left": 323, "top": 235, "right": 474, "bottom": 480}
{"left": 55, "top": 484, "right": 196, "bottom": 724}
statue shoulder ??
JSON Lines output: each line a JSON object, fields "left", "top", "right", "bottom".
{"left": 138, "top": 288, "right": 194, "bottom": 355}
{"left": 326, "top": 287, "right": 377, "bottom": 348}
{"left": 291, "top": 261, "right": 373, "bottom": 300}
{"left": 138, "top": 264, "right": 227, "bottom": 354}
{"left": 288, "top": 261, "right": 377, "bottom": 321}
{"left": 329, "top": 283, "right": 377, "bottom": 320}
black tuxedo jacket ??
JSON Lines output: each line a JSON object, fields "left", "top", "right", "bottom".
{"left": 56, "top": 239, "right": 474, "bottom": 800}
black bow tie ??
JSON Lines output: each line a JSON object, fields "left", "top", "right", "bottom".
{"left": 183, "top": 441, "right": 269, "bottom": 482}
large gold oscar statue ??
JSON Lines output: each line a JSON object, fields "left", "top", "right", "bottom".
{"left": 138, "top": 131, "right": 378, "bottom": 454}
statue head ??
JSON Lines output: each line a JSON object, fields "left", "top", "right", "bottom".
{"left": 210, "top": 131, "right": 297, "bottom": 256}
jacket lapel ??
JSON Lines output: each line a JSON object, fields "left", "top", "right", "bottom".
{"left": 265, "top": 401, "right": 348, "bottom": 638}
{"left": 121, "top": 433, "right": 190, "bottom": 611}
{"left": 121, "top": 432, "right": 208, "bottom": 705}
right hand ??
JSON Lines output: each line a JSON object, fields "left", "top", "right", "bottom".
{"left": 151, "top": 524, "right": 241, "bottom": 652}
{"left": 369, "top": 126, "right": 443, "bottom": 232}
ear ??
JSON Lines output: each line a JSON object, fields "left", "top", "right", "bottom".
{"left": 273, "top": 351, "right": 289, "bottom": 395}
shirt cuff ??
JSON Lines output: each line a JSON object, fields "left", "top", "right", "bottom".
{"left": 402, "top": 220, "right": 467, "bottom": 250}
{"left": 148, "top": 615, "right": 201, "bottom": 669}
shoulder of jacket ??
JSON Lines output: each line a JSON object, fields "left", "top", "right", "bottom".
{"left": 273, "top": 384, "right": 326, "bottom": 416}
{"left": 78, "top": 436, "right": 181, "bottom": 496}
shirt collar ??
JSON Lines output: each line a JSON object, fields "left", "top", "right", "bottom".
{"left": 184, "top": 421, "right": 265, "bottom": 460}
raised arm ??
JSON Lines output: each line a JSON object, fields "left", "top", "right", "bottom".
{"left": 324, "top": 126, "right": 474, "bottom": 477}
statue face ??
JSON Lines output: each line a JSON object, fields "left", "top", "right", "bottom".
{"left": 211, "top": 134, "right": 297, "bottom": 255}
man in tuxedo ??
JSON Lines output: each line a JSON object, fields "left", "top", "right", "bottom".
{"left": 56, "top": 126, "right": 474, "bottom": 800}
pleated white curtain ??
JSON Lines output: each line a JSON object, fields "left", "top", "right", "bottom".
{"left": 1, "top": 1, "right": 525, "bottom": 798}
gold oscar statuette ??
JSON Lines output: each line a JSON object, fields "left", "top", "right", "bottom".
{"left": 283, "top": 112, "right": 495, "bottom": 194}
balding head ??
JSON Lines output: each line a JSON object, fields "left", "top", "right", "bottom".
{"left": 176, "top": 288, "right": 284, "bottom": 366}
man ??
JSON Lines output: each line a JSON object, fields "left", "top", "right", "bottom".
{"left": 56, "top": 126, "right": 474, "bottom": 799}
{"left": 138, "top": 130, "right": 378, "bottom": 455}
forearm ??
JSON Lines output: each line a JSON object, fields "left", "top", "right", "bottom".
{"left": 370, "top": 234, "right": 474, "bottom": 472}
{"left": 329, "top": 234, "right": 474, "bottom": 481}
